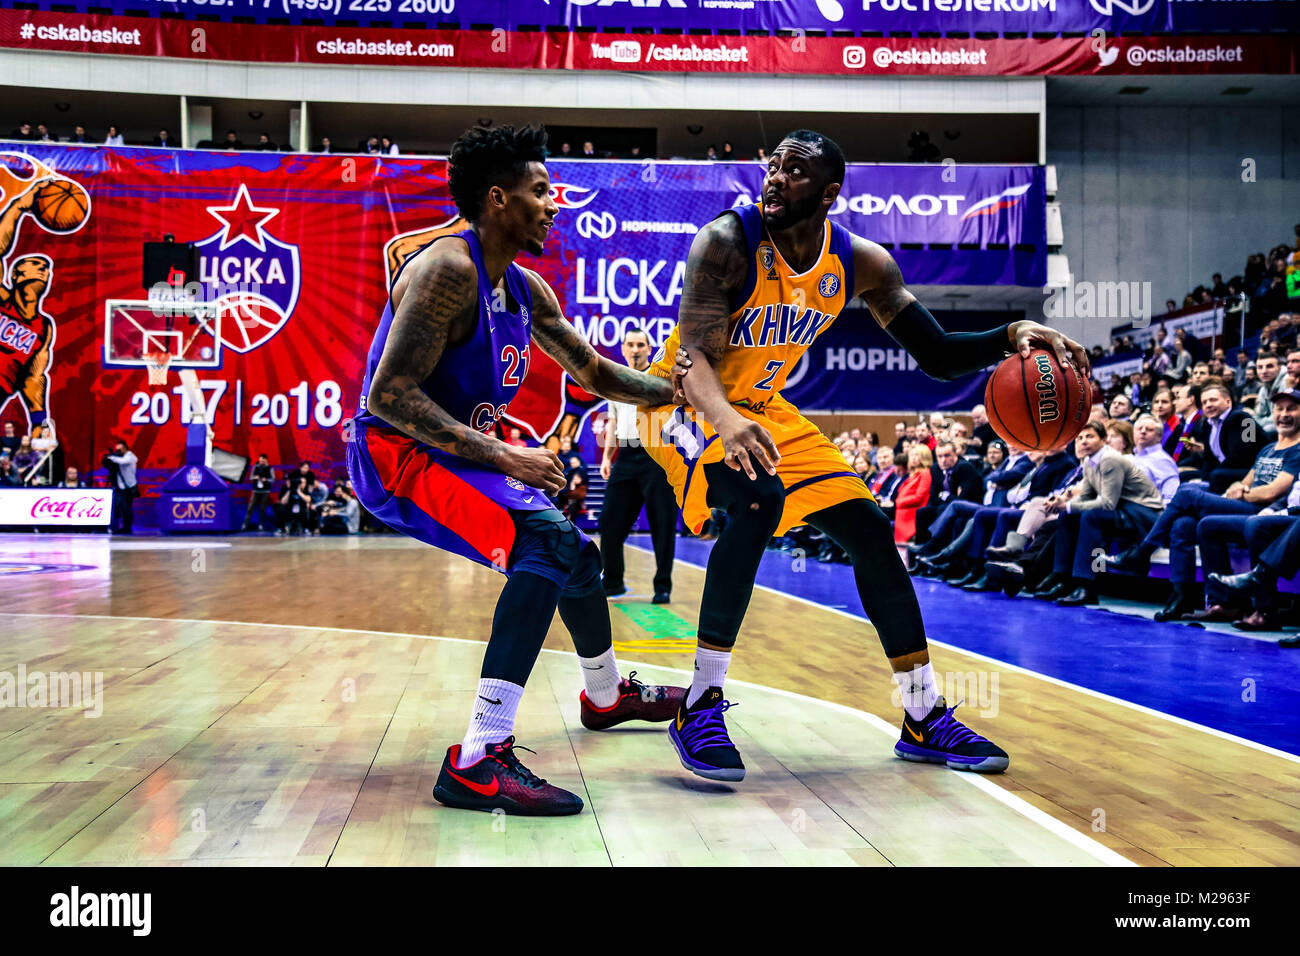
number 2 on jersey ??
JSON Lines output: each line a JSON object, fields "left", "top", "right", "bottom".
{"left": 755, "top": 360, "right": 784, "bottom": 391}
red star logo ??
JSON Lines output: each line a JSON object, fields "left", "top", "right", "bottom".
{"left": 206, "top": 183, "right": 279, "bottom": 251}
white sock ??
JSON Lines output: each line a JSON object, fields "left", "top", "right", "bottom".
{"left": 895, "top": 663, "right": 941, "bottom": 721}
{"left": 580, "top": 648, "right": 622, "bottom": 708}
{"left": 686, "top": 646, "right": 731, "bottom": 708}
{"left": 458, "top": 678, "right": 524, "bottom": 766}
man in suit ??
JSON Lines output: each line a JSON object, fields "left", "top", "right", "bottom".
{"left": 912, "top": 441, "right": 981, "bottom": 544}
{"left": 1183, "top": 382, "right": 1259, "bottom": 492}
{"left": 1035, "top": 423, "right": 1165, "bottom": 606}
{"left": 867, "top": 445, "right": 903, "bottom": 500}
{"left": 908, "top": 444, "right": 1031, "bottom": 563}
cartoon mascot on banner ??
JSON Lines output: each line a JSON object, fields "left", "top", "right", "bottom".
{"left": 0, "top": 153, "right": 91, "bottom": 436}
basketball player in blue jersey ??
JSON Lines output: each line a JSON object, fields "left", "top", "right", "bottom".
{"left": 656, "top": 130, "right": 1090, "bottom": 780}
{"left": 348, "top": 125, "right": 686, "bottom": 816}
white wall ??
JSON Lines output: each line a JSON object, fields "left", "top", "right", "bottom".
{"left": 1048, "top": 104, "right": 1300, "bottom": 349}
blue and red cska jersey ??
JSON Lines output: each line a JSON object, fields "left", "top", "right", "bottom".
{"left": 354, "top": 228, "right": 533, "bottom": 435}
{"left": 0, "top": 297, "right": 46, "bottom": 396}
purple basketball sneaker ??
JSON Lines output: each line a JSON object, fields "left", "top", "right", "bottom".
{"left": 668, "top": 687, "right": 745, "bottom": 782}
{"left": 894, "top": 697, "right": 1009, "bottom": 773}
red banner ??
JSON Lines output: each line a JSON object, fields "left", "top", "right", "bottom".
{"left": 0, "top": 9, "right": 1295, "bottom": 75}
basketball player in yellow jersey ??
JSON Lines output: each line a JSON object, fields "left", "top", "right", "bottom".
{"left": 645, "top": 130, "right": 1090, "bottom": 780}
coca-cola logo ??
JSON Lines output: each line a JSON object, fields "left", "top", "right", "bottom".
{"left": 30, "top": 495, "right": 109, "bottom": 520}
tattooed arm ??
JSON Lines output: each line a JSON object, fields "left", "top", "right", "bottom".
{"left": 524, "top": 269, "right": 675, "bottom": 407}
{"left": 367, "top": 245, "right": 565, "bottom": 493}
{"left": 852, "top": 235, "right": 1090, "bottom": 380}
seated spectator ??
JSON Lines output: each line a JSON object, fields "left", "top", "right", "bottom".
{"left": 892, "top": 445, "right": 933, "bottom": 548}
{"left": 1169, "top": 338, "right": 1193, "bottom": 381}
{"left": 1105, "top": 388, "right": 1300, "bottom": 621}
{"left": 320, "top": 483, "right": 360, "bottom": 534}
{"left": 0, "top": 455, "right": 20, "bottom": 487}
{"left": 1189, "top": 362, "right": 1210, "bottom": 387}
{"left": 867, "top": 445, "right": 903, "bottom": 500}
{"left": 1132, "top": 415, "right": 1180, "bottom": 504}
{"left": 1181, "top": 382, "right": 1260, "bottom": 492}
{"left": 892, "top": 421, "right": 914, "bottom": 455}
{"left": 307, "top": 477, "right": 329, "bottom": 532}
{"left": 315, "top": 137, "right": 335, "bottom": 153}
{"left": 968, "top": 404, "right": 996, "bottom": 455}
{"left": 1108, "top": 393, "right": 1136, "bottom": 423}
{"left": 56, "top": 466, "right": 85, "bottom": 488}
{"left": 913, "top": 441, "right": 982, "bottom": 544}
{"left": 507, "top": 427, "right": 527, "bottom": 448}
{"left": 1150, "top": 389, "right": 1179, "bottom": 452}
{"left": 1209, "top": 503, "right": 1300, "bottom": 638}
{"left": 919, "top": 447, "right": 1076, "bottom": 586}
{"left": 1280, "top": 347, "right": 1300, "bottom": 392}
{"left": 12, "top": 434, "right": 36, "bottom": 482}
{"left": 381, "top": 136, "right": 400, "bottom": 156}
{"left": 1168, "top": 383, "right": 1204, "bottom": 472}
{"left": 914, "top": 421, "right": 936, "bottom": 451}
{"left": 255, "top": 133, "right": 278, "bottom": 151}
{"left": 1033, "top": 423, "right": 1164, "bottom": 605}
{"left": 222, "top": 130, "right": 244, "bottom": 150}
{"left": 0, "top": 421, "right": 19, "bottom": 457}
{"left": 104, "top": 125, "right": 124, "bottom": 146}
{"left": 1251, "top": 351, "right": 1284, "bottom": 435}
{"left": 153, "top": 129, "right": 173, "bottom": 147}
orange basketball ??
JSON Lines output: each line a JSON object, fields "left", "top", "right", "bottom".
{"left": 34, "top": 179, "right": 90, "bottom": 231}
{"left": 984, "top": 348, "right": 1091, "bottom": 452}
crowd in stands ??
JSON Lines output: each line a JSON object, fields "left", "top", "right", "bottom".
{"left": 0, "top": 419, "right": 64, "bottom": 488}
{"left": 863, "top": 332, "right": 1299, "bottom": 641}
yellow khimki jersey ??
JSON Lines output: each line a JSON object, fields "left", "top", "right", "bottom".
{"left": 642, "top": 203, "right": 873, "bottom": 535}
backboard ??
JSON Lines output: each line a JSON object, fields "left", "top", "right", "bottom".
{"left": 103, "top": 299, "right": 223, "bottom": 369}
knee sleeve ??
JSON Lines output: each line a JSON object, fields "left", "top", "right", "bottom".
{"left": 509, "top": 509, "right": 592, "bottom": 590}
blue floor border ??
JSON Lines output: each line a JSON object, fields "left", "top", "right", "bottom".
{"left": 642, "top": 537, "right": 1300, "bottom": 758}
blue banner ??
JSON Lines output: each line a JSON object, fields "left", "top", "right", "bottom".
{"left": 13, "top": 0, "right": 1295, "bottom": 35}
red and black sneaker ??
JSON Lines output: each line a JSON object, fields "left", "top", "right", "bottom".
{"left": 433, "top": 737, "right": 584, "bottom": 816}
{"left": 579, "top": 671, "right": 687, "bottom": 730}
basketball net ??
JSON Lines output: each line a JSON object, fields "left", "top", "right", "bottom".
{"left": 144, "top": 350, "right": 172, "bottom": 386}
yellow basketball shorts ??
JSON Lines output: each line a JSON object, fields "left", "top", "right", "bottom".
{"left": 640, "top": 394, "right": 874, "bottom": 536}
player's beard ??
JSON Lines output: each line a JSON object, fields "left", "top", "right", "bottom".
{"left": 762, "top": 190, "right": 823, "bottom": 231}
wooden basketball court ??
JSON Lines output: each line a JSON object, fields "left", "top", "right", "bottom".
{"left": 2, "top": 533, "right": 1298, "bottom": 866}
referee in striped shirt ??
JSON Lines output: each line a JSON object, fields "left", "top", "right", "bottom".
{"left": 599, "top": 329, "right": 678, "bottom": 603}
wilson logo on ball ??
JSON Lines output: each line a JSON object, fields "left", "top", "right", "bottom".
{"left": 1032, "top": 354, "right": 1060, "bottom": 423}
{"left": 985, "top": 347, "right": 1091, "bottom": 452}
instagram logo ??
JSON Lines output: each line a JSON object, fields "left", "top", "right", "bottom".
{"left": 842, "top": 45, "right": 866, "bottom": 68}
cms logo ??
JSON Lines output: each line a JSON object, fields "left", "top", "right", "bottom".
{"left": 173, "top": 501, "right": 216, "bottom": 520}
{"left": 577, "top": 211, "right": 617, "bottom": 240}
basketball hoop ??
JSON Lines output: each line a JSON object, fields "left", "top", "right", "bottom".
{"left": 144, "top": 350, "right": 172, "bottom": 386}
